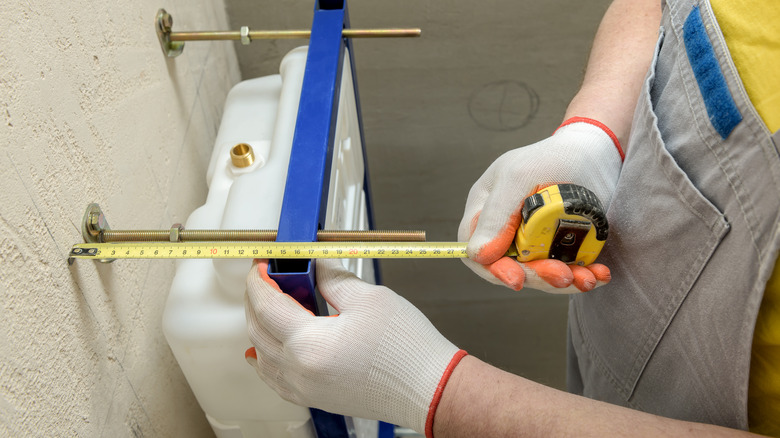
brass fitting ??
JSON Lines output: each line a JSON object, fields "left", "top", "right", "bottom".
{"left": 230, "top": 143, "right": 255, "bottom": 168}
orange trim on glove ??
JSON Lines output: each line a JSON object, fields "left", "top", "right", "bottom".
{"left": 425, "top": 349, "right": 469, "bottom": 438}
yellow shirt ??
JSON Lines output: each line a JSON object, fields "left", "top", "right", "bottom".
{"left": 709, "top": 0, "right": 780, "bottom": 435}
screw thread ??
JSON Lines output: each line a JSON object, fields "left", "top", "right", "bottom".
{"left": 102, "top": 230, "right": 170, "bottom": 241}
{"left": 317, "top": 230, "right": 426, "bottom": 242}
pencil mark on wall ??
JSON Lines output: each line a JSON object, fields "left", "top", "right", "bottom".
{"left": 468, "top": 80, "right": 540, "bottom": 131}
{"left": 7, "top": 152, "right": 62, "bottom": 253}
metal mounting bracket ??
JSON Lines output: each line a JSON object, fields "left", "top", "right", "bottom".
{"left": 77, "top": 203, "right": 114, "bottom": 263}
{"left": 156, "top": 9, "right": 185, "bottom": 57}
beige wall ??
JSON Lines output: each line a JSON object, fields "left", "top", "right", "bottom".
{"left": 1, "top": 1, "right": 240, "bottom": 436}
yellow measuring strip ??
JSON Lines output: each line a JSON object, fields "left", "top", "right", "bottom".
{"left": 69, "top": 241, "right": 469, "bottom": 260}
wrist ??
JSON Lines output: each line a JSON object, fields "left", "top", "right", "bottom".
{"left": 556, "top": 117, "right": 624, "bottom": 162}
{"left": 564, "top": 82, "right": 637, "bottom": 150}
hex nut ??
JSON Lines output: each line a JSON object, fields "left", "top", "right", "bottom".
{"left": 162, "top": 13, "right": 173, "bottom": 30}
{"left": 170, "top": 223, "right": 184, "bottom": 242}
{"left": 240, "top": 26, "right": 251, "bottom": 45}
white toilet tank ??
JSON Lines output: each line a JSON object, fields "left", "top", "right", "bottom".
{"left": 163, "top": 46, "right": 377, "bottom": 438}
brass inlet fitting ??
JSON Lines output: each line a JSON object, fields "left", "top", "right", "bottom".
{"left": 230, "top": 143, "right": 255, "bottom": 168}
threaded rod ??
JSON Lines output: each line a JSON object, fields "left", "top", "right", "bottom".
{"left": 169, "top": 28, "right": 421, "bottom": 42}
{"left": 100, "top": 229, "right": 426, "bottom": 243}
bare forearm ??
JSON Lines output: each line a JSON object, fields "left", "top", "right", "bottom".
{"left": 433, "top": 356, "right": 759, "bottom": 437}
{"left": 564, "top": 0, "right": 662, "bottom": 147}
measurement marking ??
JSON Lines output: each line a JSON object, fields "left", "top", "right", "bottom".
{"left": 69, "top": 242, "right": 469, "bottom": 260}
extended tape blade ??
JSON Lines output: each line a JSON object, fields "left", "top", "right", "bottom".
{"left": 69, "top": 241, "right": 469, "bottom": 260}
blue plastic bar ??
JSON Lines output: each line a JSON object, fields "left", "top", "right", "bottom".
{"left": 269, "top": 0, "right": 346, "bottom": 317}
{"left": 378, "top": 421, "right": 396, "bottom": 438}
{"left": 268, "top": 0, "right": 388, "bottom": 435}
{"left": 268, "top": 1, "right": 360, "bottom": 437}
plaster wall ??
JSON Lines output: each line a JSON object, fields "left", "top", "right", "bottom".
{"left": 1, "top": 1, "right": 240, "bottom": 436}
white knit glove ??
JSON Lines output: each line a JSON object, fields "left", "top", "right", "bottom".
{"left": 245, "top": 258, "right": 467, "bottom": 437}
{"left": 458, "top": 118, "right": 623, "bottom": 294}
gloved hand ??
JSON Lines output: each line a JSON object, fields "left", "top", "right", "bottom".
{"left": 458, "top": 117, "right": 623, "bottom": 294}
{"left": 244, "top": 258, "right": 467, "bottom": 437}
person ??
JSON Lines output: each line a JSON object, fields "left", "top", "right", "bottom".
{"left": 244, "top": 0, "right": 780, "bottom": 436}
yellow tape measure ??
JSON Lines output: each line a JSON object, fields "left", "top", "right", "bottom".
{"left": 69, "top": 241, "right": 469, "bottom": 260}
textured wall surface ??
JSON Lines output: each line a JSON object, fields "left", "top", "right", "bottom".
{"left": 225, "top": 0, "right": 610, "bottom": 389}
{"left": 0, "top": 1, "right": 240, "bottom": 436}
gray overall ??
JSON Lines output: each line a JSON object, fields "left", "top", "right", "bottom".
{"left": 567, "top": 0, "right": 780, "bottom": 430}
